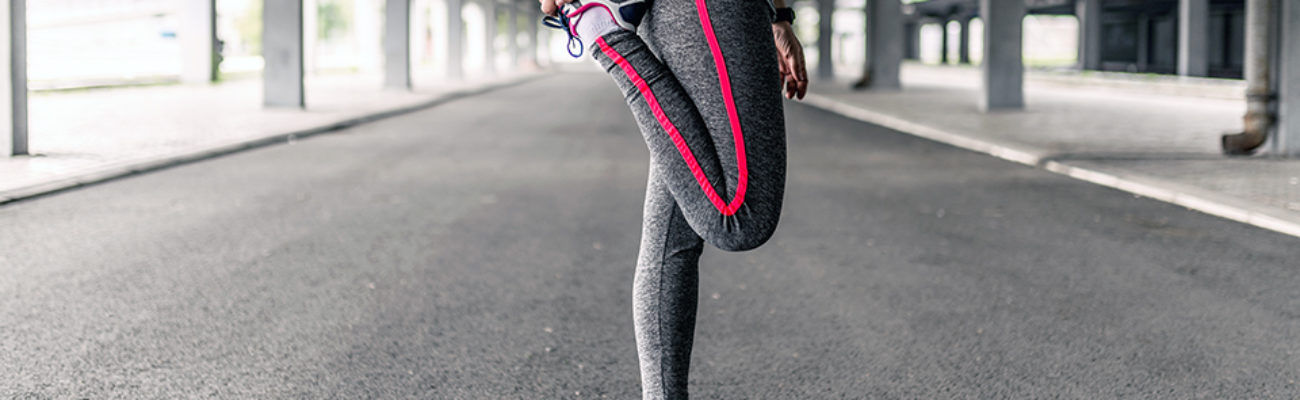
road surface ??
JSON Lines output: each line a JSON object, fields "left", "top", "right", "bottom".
{"left": 2, "top": 74, "right": 1298, "bottom": 399}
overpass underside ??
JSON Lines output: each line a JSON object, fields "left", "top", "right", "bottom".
{"left": 906, "top": 0, "right": 1245, "bottom": 78}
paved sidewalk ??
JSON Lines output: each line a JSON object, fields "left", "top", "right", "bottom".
{"left": 807, "top": 63, "right": 1300, "bottom": 237}
{"left": 1, "top": 71, "right": 539, "bottom": 203}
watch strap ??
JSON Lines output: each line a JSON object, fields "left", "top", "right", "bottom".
{"left": 773, "top": 7, "right": 795, "bottom": 23}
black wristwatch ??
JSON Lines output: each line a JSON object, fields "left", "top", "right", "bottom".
{"left": 773, "top": 7, "right": 796, "bottom": 23}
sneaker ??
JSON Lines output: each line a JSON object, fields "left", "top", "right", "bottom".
{"left": 542, "top": 0, "right": 649, "bottom": 57}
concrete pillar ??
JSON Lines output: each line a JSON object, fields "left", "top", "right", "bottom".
{"left": 1136, "top": 14, "right": 1149, "bottom": 70}
{"left": 525, "top": 5, "right": 539, "bottom": 67}
{"left": 866, "top": 0, "right": 902, "bottom": 89}
{"left": 979, "top": 0, "right": 1024, "bottom": 111}
{"left": 445, "top": 0, "right": 464, "bottom": 79}
{"left": 482, "top": 0, "right": 496, "bottom": 75}
{"left": 903, "top": 21, "right": 919, "bottom": 60}
{"left": 958, "top": 17, "right": 971, "bottom": 64}
{"left": 1278, "top": 0, "right": 1300, "bottom": 156}
{"left": 537, "top": 8, "right": 551, "bottom": 66}
{"left": 507, "top": 2, "right": 519, "bottom": 69}
{"left": 817, "top": 0, "right": 834, "bottom": 79}
{"left": 939, "top": 19, "right": 950, "bottom": 64}
{"left": 1178, "top": 0, "right": 1209, "bottom": 76}
{"left": 263, "top": 0, "right": 304, "bottom": 108}
{"left": 414, "top": 0, "right": 431, "bottom": 69}
{"left": 181, "top": 0, "right": 218, "bottom": 83}
{"left": 385, "top": 0, "right": 412, "bottom": 89}
{"left": 1076, "top": 0, "right": 1101, "bottom": 70}
{"left": 1, "top": 0, "right": 25, "bottom": 156}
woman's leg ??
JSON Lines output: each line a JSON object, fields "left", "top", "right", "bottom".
{"left": 634, "top": 164, "right": 704, "bottom": 400}
{"left": 587, "top": 0, "right": 781, "bottom": 397}
{"left": 592, "top": 0, "right": 786, "bottom": 252}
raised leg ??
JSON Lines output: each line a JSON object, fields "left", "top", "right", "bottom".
{"left": 592, "top": 0, "right": 786, "bottom": 252}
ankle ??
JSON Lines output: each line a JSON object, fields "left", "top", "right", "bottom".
{"left": 572, "top": 6, "right": 622, "bottom": 50}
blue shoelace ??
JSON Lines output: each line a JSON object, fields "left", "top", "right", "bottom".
{"left": 542, "top": 12, "right": 585, "bottom": 58}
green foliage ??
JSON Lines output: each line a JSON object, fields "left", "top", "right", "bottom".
{"left": 317, "top": 0, "right": 353, "bottom": 41}
{"left": 236, "top": 0, "right": 263, "bottom": 56}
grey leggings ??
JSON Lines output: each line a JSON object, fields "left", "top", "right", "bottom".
{"left": 590, "top": 1, "right": 785, "bottom": 398}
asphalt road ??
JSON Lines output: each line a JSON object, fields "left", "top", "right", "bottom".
{"left": 2, "top": 74, "right": 1299, "bottom": 399}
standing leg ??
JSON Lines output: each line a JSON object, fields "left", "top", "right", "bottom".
{"left": 634, "top": 164, "right": 705, "bottom": 400}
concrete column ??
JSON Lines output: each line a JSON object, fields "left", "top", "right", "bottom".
{"left": 939, "top": 19, "right": 950, "bottom": 64}
{"left": 181, "top": 0, "right": 218, "bottom": 83}
{"left": 507, "top": 2, "right": 519, "bottom": 69}
{"left": 1278, "top": 0, "right": 1300, "bottom": 156}
{"left": 414, "top": 0, "right": 431, "bottom": 69}
{"left": 866, "top": 0, "right": 902, "bottom": 89}
{"left": 537, "top": 8, "right": 551, "bottom": 66}
{"left": 1136, "top": 14, "right": 1149, "bottom": 70}
{"left": 482, "top": 0, "right": 496, "bottom": 75}
{"left": 445, "top": 0, "right": 464, "bottom": 79}
{"left": 1076, "top": 0, "right": 1101, "bottom": 70}
{"left": 1178, "top": 0, "right": 1209, "bottom": 76}
{"left": 525, "top": 5, "right": 539, "bottom": 67}
{"left": 817, "top": 0, "right": 834, "bottom": 79}
{"left": 958, "top": 17, "right": 971, "bottom": 64}
{"left": 903, "top": 21, "right": 919, "bottom": 60}
{"left": 1, "top": 0, "right": 25, "bottom": 156}
{"left": 979, "top": 0, "right": 1024, "bottom": 111}
{"left": 384, "top": 0, "right": 412, "bottom": 89}
{"left": 263, "top": 0, "right": 304, "bottom": 108}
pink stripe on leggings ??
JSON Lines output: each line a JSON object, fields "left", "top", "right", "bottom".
{"left": 594, "top": 0, "right": 749, "bottom": 216}
{"left": 693, "top": 0, "right": 748, "bottom": 216}
{"left": 597, "top": 36, "right": 730, "bottom": 213}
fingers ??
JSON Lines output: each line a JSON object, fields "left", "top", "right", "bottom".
{"left": 783, "top": 56, "right": 803, "bottom": 100}
{"left": 540, "top": 0, "right": 574, "bottom": 16}
{"left": 792, "top": 58, "right": 807, "bottom": 99}
{"left": 555, "top": 0, "right": 574, "bottom": 14}
{"left": 792, "top": 47, "right": 807, "bottom": 83}
{"left": 772, "top": 23, "right": 809, "bottom": 100}
{"left": 788, "top": 46, "right": 808, "bottom": 100}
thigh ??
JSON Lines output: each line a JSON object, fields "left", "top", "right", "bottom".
{"left": 640, "top": 0, "right": 785, "bottom": 180}
{"left": 640, "top": 0, "right": 786, "bottom": 241}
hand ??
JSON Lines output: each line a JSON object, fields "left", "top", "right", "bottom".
{"left": 772, "top": 21, "right": 807, "bottom": 100}
{"left": 540, "top": 0, "right": 575, "bottom": 16}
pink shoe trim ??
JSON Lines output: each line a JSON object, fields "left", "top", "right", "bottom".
{"left": 565, "top": 3, "right": 619, "bottom": 38}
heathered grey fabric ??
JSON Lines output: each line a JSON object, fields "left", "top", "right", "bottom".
{"left": 590, "top": 1, "right": 786, "bottom": 398}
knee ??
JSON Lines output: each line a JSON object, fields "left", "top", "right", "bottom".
{"left": 706, "top": 224, "right": 777, "bottom": 252}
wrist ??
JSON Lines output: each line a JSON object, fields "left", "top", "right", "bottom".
{"left": 772, "top": 7, "right": 795, "bottom": 24}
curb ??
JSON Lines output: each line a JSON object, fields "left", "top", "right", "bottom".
{"left": 0, "top": 73, "right": 546, "bottom": 205}
{"left": 802, "top": 93, "right": 1300, "bottom": 239}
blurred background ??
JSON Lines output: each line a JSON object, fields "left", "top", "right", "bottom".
{"left": 5, "top": 0, "right": 1273, "bottom": 169}
{"left": 21, "top": 0, "right": 1246, "bottom": 89}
